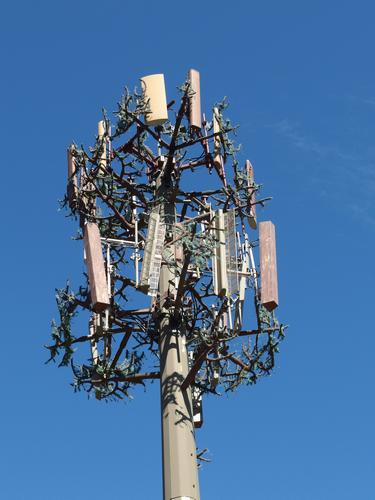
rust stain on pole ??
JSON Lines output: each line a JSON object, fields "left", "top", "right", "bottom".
{"left": 259, "top": 221, "right": 278, "bottom": 311}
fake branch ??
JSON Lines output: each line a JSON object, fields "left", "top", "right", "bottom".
{"left": 51, "top": 73, "right": 286, "bottom": 404}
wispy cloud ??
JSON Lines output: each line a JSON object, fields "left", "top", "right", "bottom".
{"left": 346, "top": 94, "right": 375, "bottom": 107}
{"left": 270, "top": 118, "right": 356, "bottom": 162}
{"left": 268, "top": 118, "right": 375, "bottom": 225}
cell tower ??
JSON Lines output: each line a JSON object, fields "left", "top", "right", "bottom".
{"left": 48, "top": 70, "right": 286, "bottom": 500}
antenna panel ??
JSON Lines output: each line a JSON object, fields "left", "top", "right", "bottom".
{"left": 210, "top": 208, "right": 219, "bottom": 295}
{"left": 84, "top": 222, "right": 110, "bottom": 313}
{"left": 234, "top": 255, "right": 248, "bottom": 332}
{"left": 246, "top": 160, "right": 257, "bottom": 229}
{"left": 213, "top": 107, "right": 221, "bottom": 170}
{"left": 259, "top": 221, "right": 278, "bottom": 311}
{"left": 188, "top": 68, "right": 202, "bottom": 129}
{"left": 192, "top": 386, "right": 203, "bottom": 428}
{"left": 188, "top": 351, "right": 203, "bottom": 428}
{"left": 139, "top": 210, "right": 160, "bottom": 292}
{"left": 148, "top": 222, "right": 166, "bottom": 296}
{"left": 140, "top": 74, "right": 168, "bottom": 126}
{"left": 224, "top": 209, "right": 239, "bottom": 296}
{"left": 239, "top": 243, "right": 249, "bottom": 302}
{"left": 214, "top": 209, "right": 228, "bottom": 296}
{"left": 67, "top": 146, "right": 78, "bottom": 209}
{"left": 98, "top": 120, "right": 107, "bottom": 171}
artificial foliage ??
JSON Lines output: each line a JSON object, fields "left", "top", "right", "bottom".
{"left": 47, "top": 76, "right": 287, "bottom": 403}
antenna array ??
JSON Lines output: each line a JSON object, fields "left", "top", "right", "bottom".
{"left": 48, "top": 68, "right": 287, "bottom": 500}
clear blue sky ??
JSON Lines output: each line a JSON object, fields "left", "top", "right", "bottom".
{"left": 1, "top": 1, "right": 374, "bottom": 499}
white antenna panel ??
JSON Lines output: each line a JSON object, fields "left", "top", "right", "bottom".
{"left": 224, "top": 209, "right": 239, "bottom": 296}
{"left": 139, "top": 210, "right": 160, "bottom": 292}
{"left": 210, "top": 208, "right": 219, "bottom": 295}
{"left": 148, "top": 222, "right": 166, "bottom": 296}
{"left": 234, "top": 256, "right": 248, "bottom": 332}
{"left": 213, "top": 209, "right": 228, "bottom": 296}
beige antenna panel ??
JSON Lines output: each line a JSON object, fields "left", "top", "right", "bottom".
{"left": 188, "top": 68, "right": 202, "bottom": 129}
{"left": 140, "top": 74, "right": 168, "bottom": 126}
{"left": 67, "top": 145, "right": 76, "bottom": 179}
{"left": 259, "top": 221, "right": 279, "bottom": 311}
{"left": 246, "top": 160, "right": 257, "bottom": 229}
{"left": 98, "top": 120, "right": 106, "bottom": 136}
{"left": 84, "top": 222, "right": 110, "bottom": 313}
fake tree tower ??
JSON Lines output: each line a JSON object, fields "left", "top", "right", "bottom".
{"left": 48, "top": 70, "right": 286, "bottom": 500}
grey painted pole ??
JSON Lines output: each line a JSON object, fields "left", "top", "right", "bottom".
{"left": 158, "top": 180, "right": 200, "bottom": 500}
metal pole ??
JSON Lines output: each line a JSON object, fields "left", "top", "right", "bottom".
{"left": 158, "top": 177, "right": 200, "bottom": 500}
